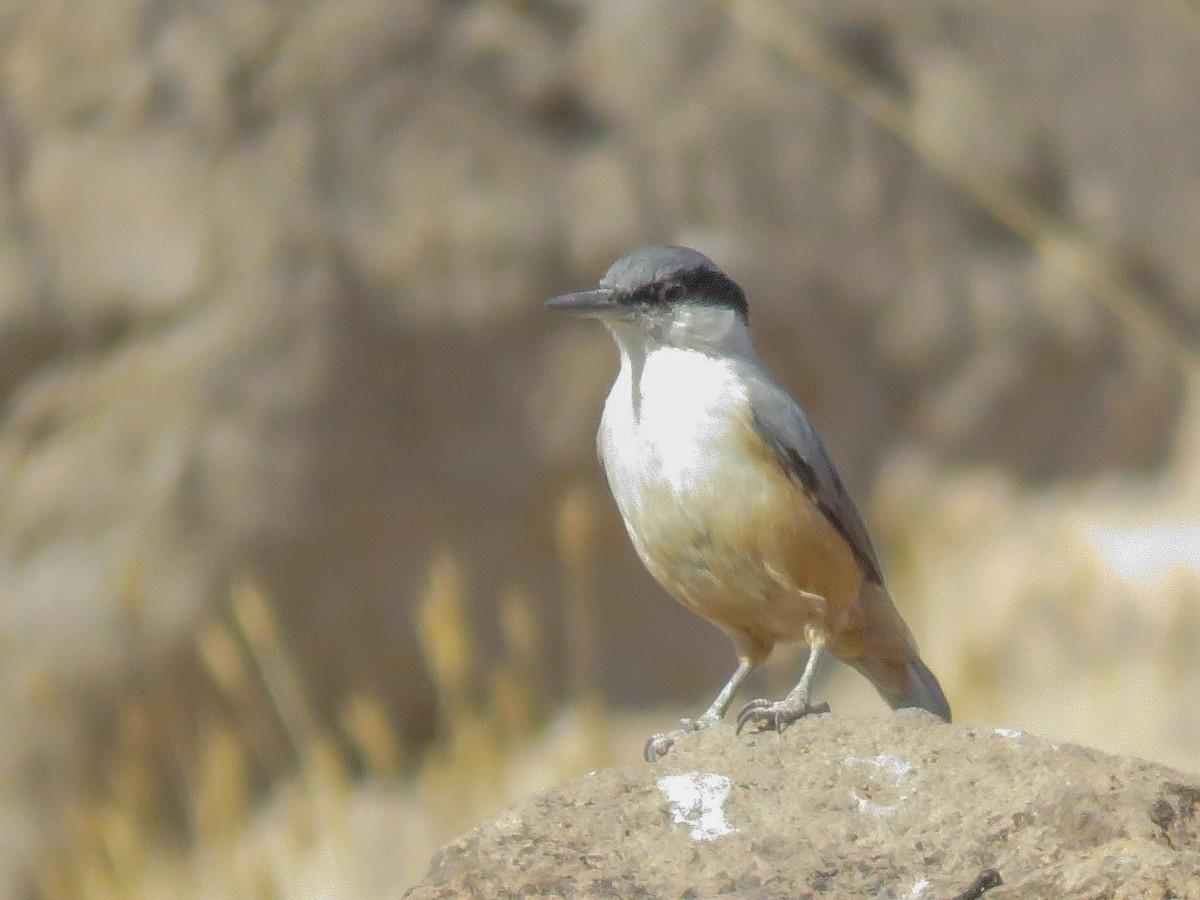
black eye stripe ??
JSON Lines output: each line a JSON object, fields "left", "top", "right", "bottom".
{"left": 615, "top": 266, "right": 749, "bottom": 322}
{"left": 660, "top": 281, "right": 685, "bottom": 301}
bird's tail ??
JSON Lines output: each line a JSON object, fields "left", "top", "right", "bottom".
{"left": 848, "top": 653, "right": 952, "bottom": 723}
{"left": 844, "top": 581, "right": 951, "bottom": 722}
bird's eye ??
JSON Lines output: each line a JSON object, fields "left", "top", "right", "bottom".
{"left": 660, "top": 283, "right": 684, "bottom": 303}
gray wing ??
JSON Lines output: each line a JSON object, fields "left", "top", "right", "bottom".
{"left": 746, "top": 372, "right": 885, "bottom": 585}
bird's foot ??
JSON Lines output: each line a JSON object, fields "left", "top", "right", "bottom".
{"left": 735, "top": 696, "right": 830, "bottom": 735}
{"left": 643, "top": 716, "right": 717, "bottom": 763}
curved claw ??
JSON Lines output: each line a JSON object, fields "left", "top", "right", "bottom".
{"left": 736, "top": 697, "right": 830, "bottom": 735}
{"left": 648, "top": 734, "right": 686, "bottom": 763}
{"left": 734, "top": 698, "right": 776, "bottom": 734}
{"left": 643, "top": 732, "right": 677, "bottom": 763}
{"left": 643, "top": 716, "right": 718, "bottom": 762}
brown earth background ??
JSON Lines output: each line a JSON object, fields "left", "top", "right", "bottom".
{"left": 1, "top": 0, "right": 1200, "bottom": 896}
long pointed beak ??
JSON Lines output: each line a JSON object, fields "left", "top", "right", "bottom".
{"left": 545, "top": 287, "right": 619, "bottom": 317}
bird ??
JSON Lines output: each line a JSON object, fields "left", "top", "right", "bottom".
{"left": 546, "top": 245, "right": 951, "bottom": 762}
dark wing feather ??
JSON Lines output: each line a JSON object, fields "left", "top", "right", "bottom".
{"left": 746, "top": 372, "right": 884, "bottom": 585}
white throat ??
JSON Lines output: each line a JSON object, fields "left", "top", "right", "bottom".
{"left": 598, "top": 307, "right": 761, "bottom": 508}
{"left": 603, "top": 304, "right": 758, "bottom": 409}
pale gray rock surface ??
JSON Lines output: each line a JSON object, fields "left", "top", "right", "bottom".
{"left": 407, "top": 712, "right": 1200, "bottom": 898}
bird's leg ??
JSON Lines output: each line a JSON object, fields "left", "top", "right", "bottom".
{"left": 736, "top": 638, "right": 831, "bottom": 734}
{"left": 644, "top": 657, "right": 754, "bottom": 762}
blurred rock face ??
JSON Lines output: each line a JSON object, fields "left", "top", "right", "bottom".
{"left": 0, "top": 0, "right": 1197, "bottom": 890}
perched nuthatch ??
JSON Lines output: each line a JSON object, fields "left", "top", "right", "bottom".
{"left": 548, "top": 246, "right": 950, "bottom": 761}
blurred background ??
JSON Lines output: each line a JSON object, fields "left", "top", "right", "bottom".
{"left": 1, "top": 0, "right": 1199, "bottom": 896}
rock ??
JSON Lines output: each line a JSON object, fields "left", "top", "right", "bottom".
{"left": 406, "top": 712, "right": 1200, "bottom": 898}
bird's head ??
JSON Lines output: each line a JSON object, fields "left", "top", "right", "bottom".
{"left": 547, "top": 245, "right": 751, "bottom": 355}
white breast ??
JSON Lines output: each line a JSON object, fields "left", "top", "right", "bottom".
{"left": 599, "top": 343, "right": 751, "bottom": 516}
